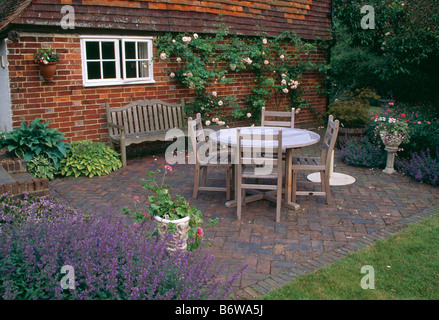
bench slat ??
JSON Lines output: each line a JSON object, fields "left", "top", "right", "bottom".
{"left": 142, "top": 106, "right": 150, "bottom": 132}
{"left": 148, "top": 106, "right": 154, "bottom": 131}
{"left": 163, "top": 105, "right": 169, "bottom": 130}
{"left": 172, "top": 107, "right": 178, "bottom": 128}
{"left": 132, "top": 105, "right": 140, "bottom": 133}
{"left": 128, "top": 107, "right": 134, "bottom": 134}
{"left": 138, "top": 105, "right": 145, "bottom": 132}
{"left": 158, "top": 104, "right": 165, "bottom": 130}
{"left": 167, "top": 107, "right": 174, "bottom": 129}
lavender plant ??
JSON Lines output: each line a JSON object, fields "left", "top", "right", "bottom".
{"left": 340, "top": 137, "right": 386, "bottom": 168}
{"left": 0, "top": 193, "right": 247, "bottom": 300}
{"left": 395, "top": 148, "right": 439, "bottom": 186}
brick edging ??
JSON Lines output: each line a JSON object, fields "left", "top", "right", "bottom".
{"left": 231, "top": 203, "right": 439, "bottom": 300}
{"left": 0, "top": 156, "right": 50, "bottom": 198}
{"left": 0, "top": 178, "right": 50, "bottom": 198}
{"left": 0, "top": 157, "right": 27, "bottom": 173}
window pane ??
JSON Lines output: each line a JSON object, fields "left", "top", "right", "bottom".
{"left": 138, "top": 61, "right": 149, "bottom": 78}
{"left": 86, "top": 42, "right": 100, "bottom": 60}
{"left": 125, "top": 61, "right": 137, "bottom": 78}
{"left": 124, "top": 42, "right": 136, "bottom": 60}
{"left": 137, "top": 42, "right": 148, "bottom": 59}
{"left": 103, "top": 61, "right": 116, "bottom": 79}
{"left": 102, "top": 42, "right": 115, "bottom": 59}
{"left": 87, "top": 61, "right": 101, "bottom": 79}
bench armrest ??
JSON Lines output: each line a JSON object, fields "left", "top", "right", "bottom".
{"left": 108, "top": 122, "right": 125, "bottom": 131}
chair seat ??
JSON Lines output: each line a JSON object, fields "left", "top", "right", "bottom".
{"left": 242, "top": 165, "right": 279, "bottom": 179}
{"left": 292, "top": 156, "right": 325, "bottom": 170}
{"left": 198, "top": 151, "right": 233, "bottom": 166}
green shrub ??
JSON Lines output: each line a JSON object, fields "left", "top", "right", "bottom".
{"left": 59, "top": 140, "right": 122, "bottom": 178}
{"left": 327, "top": 88, "right": 381, "bottom": 128}
{"left": 0, "top": 118, "right": 68, "bottom": 169}
{"left": 26, "top": 155, "right": 58, "bottom": 180}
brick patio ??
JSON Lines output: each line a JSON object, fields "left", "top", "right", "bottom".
{"left": 49, "top": 125, "right": 439, "bottom": 299}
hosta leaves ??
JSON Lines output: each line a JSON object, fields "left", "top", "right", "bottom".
{"left": 59, "top": 140, "right": 122, "bottom": 178}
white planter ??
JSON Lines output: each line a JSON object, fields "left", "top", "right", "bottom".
{"left": 154, "top": 215, "right": 190, "bottom": 251}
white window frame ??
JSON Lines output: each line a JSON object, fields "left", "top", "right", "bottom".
{"left": 80, "top": 35, "right": 155, "bottom": 87}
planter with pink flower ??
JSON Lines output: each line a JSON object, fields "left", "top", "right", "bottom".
{"left": 372, "top": 115, "right": 410, "bottom": 174}
{"left": 129, "top": 165, "right": 211, "bottom": 251}
{"left": 34, "top": 48, "right": 59, "bottom": 81}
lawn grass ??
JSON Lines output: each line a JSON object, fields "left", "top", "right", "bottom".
{"left": 263, "top": 211, "right": 439, "bottom": 300}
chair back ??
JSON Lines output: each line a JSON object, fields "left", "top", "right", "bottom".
{"left": 321, "top": 115, "right": 340, "bottom": 169}
{"left": 237, "top": 128, "right": 283, "bottom": 176}
{"left": 261, "top": 107, "right": 295, "bottom": 128}
{"left": 188, "top": 113, "right": 208, "bottom": 162}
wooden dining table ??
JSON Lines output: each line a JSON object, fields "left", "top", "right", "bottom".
{"left": 209, "top": 126, "right": 320, "bottom": 210}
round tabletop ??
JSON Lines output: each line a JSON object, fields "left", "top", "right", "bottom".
{"left": 210, "top": 126, "right": 320, "bottom": 149}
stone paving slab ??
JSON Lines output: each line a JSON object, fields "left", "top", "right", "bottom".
{"left": 49, "top": 126, "right": 439, "bottom": 299}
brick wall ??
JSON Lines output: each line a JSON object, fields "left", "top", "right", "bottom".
{"left": 6, "top": 31, "right": 327, "bottom": 143}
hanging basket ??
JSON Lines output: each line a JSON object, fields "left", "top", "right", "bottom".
{"left": 39, "top": 62, "right": 57, "bottom": 81}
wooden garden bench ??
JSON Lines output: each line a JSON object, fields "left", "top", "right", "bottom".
{"left": 105, "top": 98, "right": 187, "bottom": 167}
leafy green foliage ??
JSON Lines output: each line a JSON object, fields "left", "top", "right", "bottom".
{"left": 154, "top": 22, "right": 324, "bottom": 123}
{"left": 328, "top": 88, "right": 381, "bottom": 127}
{"left": 332, "top": 0, "right": 439, "bottom": 103}
{"left": 26, "top": 155, "right": 58, "bottom": 180}
{"left": 59, "top": 140, "right": 122, "bottom": 178}
{"left": 1, "top": 118, "right": 68, "bottom": 169}
{"left": 34, "top": 48, "right": 59, "bottom": 63}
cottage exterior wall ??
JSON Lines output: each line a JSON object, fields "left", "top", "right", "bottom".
{"left": 6, "top": 31, "right": 327, "bottom": 142}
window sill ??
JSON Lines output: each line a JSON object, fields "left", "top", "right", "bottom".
{"left": 82, "top": 79, "right": 156, "bottom": 88}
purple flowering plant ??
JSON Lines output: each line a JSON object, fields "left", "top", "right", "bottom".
{"left": 0, "top": 193, "right": 247, "bottom": 300}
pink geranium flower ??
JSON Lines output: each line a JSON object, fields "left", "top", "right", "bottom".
{"left": 164, "top": 165, "right": 172, "bottom": 172}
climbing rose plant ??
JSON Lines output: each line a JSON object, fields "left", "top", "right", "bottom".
{"left": 154, "top": 22, "right": 325, "bottom": 124}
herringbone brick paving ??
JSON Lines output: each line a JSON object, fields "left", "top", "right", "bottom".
{"left": 49, "top": 125, "right": 439, "bottom": 299}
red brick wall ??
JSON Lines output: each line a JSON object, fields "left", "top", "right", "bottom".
{"left": 7, "top": 32, "right": 327, "bottom": 142}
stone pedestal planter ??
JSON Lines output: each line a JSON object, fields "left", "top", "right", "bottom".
{"left": 382, "top": 145, "right": 399, "bottom": 174}
{"left": 380, "top": 131, "right": 403, "bottom": 174}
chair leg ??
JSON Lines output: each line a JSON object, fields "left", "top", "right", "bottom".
{"left": 324, "top": 171, "right": 332, "bottom": 205}
{"left": 226, "top": 166, "right": 231, "bottom": 201}
{"left": 236, "top": 165, "right": 242, "bottom": 220}
{"left": 320, "top": 170, "right": 326, "bottom": 195}
{"left": 276, "top": 172, "right": 283, "bottom": 222}
{"left": 276, "top": 188, "right": 282, "bottom": 223}
{"left": 201, "top": 166, "right": 208, "bottom": 186}
{"left": 193, "top": 165, "right": 200, "bottom": 199}
{"left": 292, "top": 171, "right": 297, "bottom": 203}
{"left": 236, "top": 184, "right": 242, "bottom": 221}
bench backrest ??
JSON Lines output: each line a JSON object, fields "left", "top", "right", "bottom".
{"left": 105, "top": 98, "right": 186, "bottom": 137}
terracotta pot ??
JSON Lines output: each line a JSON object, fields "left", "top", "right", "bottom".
{"left": 39, "top": 62, "right": 57, "bottom": 80}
